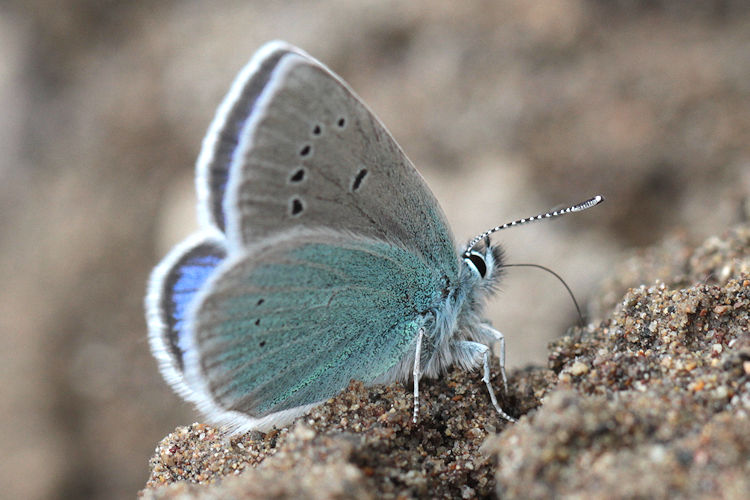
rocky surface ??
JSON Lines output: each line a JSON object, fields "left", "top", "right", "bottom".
{"left": 142, "top": 225, "right": 749, "bottom": 498}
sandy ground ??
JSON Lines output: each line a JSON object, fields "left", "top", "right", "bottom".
{"left": 140, "top": 224, "right": 750, "bottom": 498}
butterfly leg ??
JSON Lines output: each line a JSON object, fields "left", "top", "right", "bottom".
{"left": 453, "top": 340, "right": 516, "bottom": 423}
{"left": 477, "top": 323, "right": 508, "bottom": 393}
{"left": 412, "top": 328, "right": 425, "bottom": 423}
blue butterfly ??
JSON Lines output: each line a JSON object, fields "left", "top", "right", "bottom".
{"left": 146, "top": 41, "right": 602, "bottom": 433}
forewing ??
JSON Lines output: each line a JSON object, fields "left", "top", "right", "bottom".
{"left": 195, "top": 41, "right": 303, "bottom": 231}
{"left": 184, "top": 229, "right": 445, "bottom": 430}
{"left": 224, "top": 50, "right": 458, "bottom": 272}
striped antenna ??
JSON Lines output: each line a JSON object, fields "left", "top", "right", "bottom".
{"left": 463, "top": 195, "right": 604, "bottom": 255}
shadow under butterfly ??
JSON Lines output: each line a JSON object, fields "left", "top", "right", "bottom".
{"left": 146, "top": 41, "right": 603, "bottom": 433}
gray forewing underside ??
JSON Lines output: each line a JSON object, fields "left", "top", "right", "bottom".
{"left": 197, "top": 42, "right": 303, "bottom": 232}
{"left": 224, "top": 52, "right": 457, "bottom": 272}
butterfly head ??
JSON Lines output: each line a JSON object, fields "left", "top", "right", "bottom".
{"left": 460, "top": 236, "right": 504, "bottom": 296}
{"left": 458, "top": 195, "right": 605, "bottom": 298}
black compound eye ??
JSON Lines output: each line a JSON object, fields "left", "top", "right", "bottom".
{"left": 465, "top": 253, "right": 487, "bottom": 278}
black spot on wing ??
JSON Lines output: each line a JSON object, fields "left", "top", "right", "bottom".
{"left": 289, "top": 168, "right": 306, "bottom": 183}
{"left": 290, "top": 197, "right": 304, "bottom": 216}
{"left": 351, "top": 168, "right": 368, "bottom": 191}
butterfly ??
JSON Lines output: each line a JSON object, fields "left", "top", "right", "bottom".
{"left": 146, "top": 41, "right": 602, "bottom": 433}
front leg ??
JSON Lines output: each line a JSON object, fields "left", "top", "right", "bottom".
{"left": 412, "top": 328, "right": 425, "bottom": 423}
{"left": 452, "top": 340, "right": 516, "bottom": 423}
{"left": 476, "top": 323, "right": 508, "bottom": 393}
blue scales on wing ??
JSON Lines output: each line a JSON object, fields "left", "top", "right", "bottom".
{"left": 147, "top": 232, "right": 227, "bottom": 396}
{"left": 189, "top": 229, "right": 447, "bottom": 417}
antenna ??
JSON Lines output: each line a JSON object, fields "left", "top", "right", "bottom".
{"left": 463, "top": 195, "right": 604, "bottom": 256}
{"left": 501, "top": 263, "right": 585, "bottom": 326}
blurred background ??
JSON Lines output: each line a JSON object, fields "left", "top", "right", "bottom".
{"left": 1, "top": 1, "right": 749, "bottom": 498}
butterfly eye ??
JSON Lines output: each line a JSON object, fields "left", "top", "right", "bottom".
{"left": 464, "top": 252, "right": 487, "bottom": 278}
